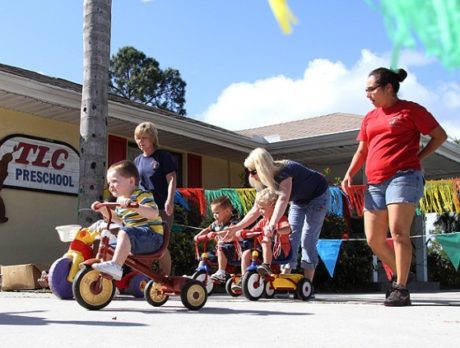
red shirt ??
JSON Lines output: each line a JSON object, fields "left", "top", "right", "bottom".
{"left": 251, "top": 215, "right": 291, "bottom": 256}
{"left": 358, "top": 100, "right": 439, "bottom": 184}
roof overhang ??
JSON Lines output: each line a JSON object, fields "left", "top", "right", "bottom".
{"left": 1, "top": 64, "right": 460, "bottom": 179}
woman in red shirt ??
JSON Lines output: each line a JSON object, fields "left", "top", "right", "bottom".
{"left": 342, "top": 67, "right": 447, "bottom": 306}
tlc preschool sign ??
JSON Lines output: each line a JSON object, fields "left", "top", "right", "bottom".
{"left": 0, "top": 135, "right": 79, "bottom": 195}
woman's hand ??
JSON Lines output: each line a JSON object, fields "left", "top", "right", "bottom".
{"left": 264, "top": 224, "right": 275, "bottom": 238}
{"left": 341, "top": 175, "right": 353, "bottom": 195}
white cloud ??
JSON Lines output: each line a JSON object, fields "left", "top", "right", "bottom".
{"left": 198, "top": 49, "right": 460, "bottom": 139}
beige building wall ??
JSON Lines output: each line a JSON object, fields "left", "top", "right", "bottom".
{"left": 0, "top": 108, "right": 80, "bottom": 266}
{"left": 201, "top": 155, "right": 244, "bottom": 189}
{"left": 0, "top": 108, "right": 247, "bottom": 266}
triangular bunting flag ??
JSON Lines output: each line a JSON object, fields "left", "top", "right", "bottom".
{"left": 317, "top": 239, "right": 342, "bottom": 278}
{"left": 436, "top": 233, "right": 460, "bottom": 271}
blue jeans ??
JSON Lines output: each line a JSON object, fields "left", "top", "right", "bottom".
{"left": 284, "top": 189, "right": 331, "bottom": 271}
{"left": 109, "top": 226, "right": 163, "bottom": 255}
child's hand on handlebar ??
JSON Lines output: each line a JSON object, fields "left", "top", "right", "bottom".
{"left": 118, "top": 198, "right": 133, "bottom": 208}
{"left": 91, "top": 201, "right": 102, "bottom": 212}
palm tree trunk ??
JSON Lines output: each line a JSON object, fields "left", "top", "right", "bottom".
{"left": 79, "top": 0, "right": 112, "bottom": 225}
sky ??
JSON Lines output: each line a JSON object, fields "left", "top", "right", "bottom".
{"left": 1, "top": 0, "right": 459, "bottom": 138}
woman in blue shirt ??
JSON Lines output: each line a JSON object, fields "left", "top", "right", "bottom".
{"left": 228, "top": 147, "right": 330, "bottom": 283}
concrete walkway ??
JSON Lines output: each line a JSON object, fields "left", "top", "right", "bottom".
{"left": 0, "top": 290, "right": 459, "bottom": 348}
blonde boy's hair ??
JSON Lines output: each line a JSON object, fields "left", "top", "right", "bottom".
{"left": 255, "top": 188, "right": 278, "bottom": 207}
{"left": 108, "top": 160, "right": 140, "bottom": 185}
{"left": 134, "top": 122, "right": 160, "bottom": 147}
{"left": 244, "top": 147, "right": 288, "bottom": 194}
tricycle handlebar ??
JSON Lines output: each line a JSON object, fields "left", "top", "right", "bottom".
{"left": 93, "top": 201, "right": 139, "bottom": 210}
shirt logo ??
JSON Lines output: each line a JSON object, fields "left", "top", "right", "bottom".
{"left": 389, "top": 116, "right": 402, "bottom": 127}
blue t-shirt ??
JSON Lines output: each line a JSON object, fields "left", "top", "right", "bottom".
{"left": 134, "top": 149, "right": 177, "bottom": 210}
{"left": 275, "top": 161, "right": 328, "bottom": 204}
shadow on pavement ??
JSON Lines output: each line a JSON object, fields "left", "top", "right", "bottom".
{"left": 0, "top": 310, "right": 146, "bottom": 327}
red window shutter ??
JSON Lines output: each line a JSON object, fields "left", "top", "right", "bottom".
{"left": 108, "top": 135, "right": 127, "bottom": 167}
{"left": 187, "top": 153, "right": 202, "bottom": 188}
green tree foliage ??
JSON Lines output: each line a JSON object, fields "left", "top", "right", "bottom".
{"left": 109, "top": 46, "right": 187, "bottom": 115}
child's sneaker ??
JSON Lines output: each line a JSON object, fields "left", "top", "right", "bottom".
{"left": 210, "top": 269, "right": 227, "bottom": 283}
{"left": 384, "top": 284, "right": 411, "bottom": 307}
{"left": 231, "top": 279, "right": 242, "bottom": 292}
{"left": 92, "top": 261, "right": 123, "bottom": 280}
{"left": 257, "top": 263, "right": 272, "bottom": 276}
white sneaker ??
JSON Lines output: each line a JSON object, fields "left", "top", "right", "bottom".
{"left": 92, "top": 261, "right": 123, "bottom": 280}
{"left": 210, "top": 269, "right": 227, "bottom": 283}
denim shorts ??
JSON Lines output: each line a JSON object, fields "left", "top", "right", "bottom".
{"left": 220, "top": 239, "right": 254, "bottom": 261}
{"left": 364, "top": 170, "right": 424, "bottom": 211}
{"left": 110, "top": 226, "right": 164, "bottom": 255}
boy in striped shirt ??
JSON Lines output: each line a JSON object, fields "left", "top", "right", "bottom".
{"left": 91, "top": 160, "right": 164, "bottom": 280}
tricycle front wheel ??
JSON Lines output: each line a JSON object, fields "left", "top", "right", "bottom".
{"left": 72, "top": 266, "right": 115, "bottom": 310}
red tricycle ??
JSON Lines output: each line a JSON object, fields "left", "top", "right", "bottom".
{"left": 72, "top": 202, "right": 208, "bottom": 311}
{"left": 192, "top": 233, "right": 242, "bottom": 296}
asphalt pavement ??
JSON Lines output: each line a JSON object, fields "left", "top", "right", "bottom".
{"left": 0, "top": 290, "right": 459, "bottom": 348}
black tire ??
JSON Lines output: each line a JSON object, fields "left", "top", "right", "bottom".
{"left": 192, "top": 270, "right": 214, "bottom": 295}
{"left": 264, "top": 280, "right": 275, "bottom": 298}
{"left": 180, "top": 280, "right": 207, "bottom": 311}
{"left": 242, "top": 271, "right": 264, "bottom": 301}
{"left": 295, "top": 278, "right": 313, "bottom": 300}
{"left": 144, "top": 280, "right": 169, "bottom": 307}
{"left": 72, "top": 266, "right": 115, "bottom": 310}
{"left": 225, "top": 277, "right": 241, "bottom": 297}
{"left": 128, "top": 273, "right": 150, "bottom": 298}
{"left": 48, "top": 257, "right": 73, "bottom": 299}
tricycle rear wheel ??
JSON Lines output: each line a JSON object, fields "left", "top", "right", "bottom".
{"left": 145, "top": 280, "right": 169, "bottom": 307}
{"left": 180, "top": 280, "right": 207, "bottom": 311}
{"left": 295, "top": 278, "right": 313, "bottom": 300}
{"left": 49, "top": 257, "right": 73, "bottom": 299}
{"left": 192, "top": 270, "right": 214, "bottom": 295}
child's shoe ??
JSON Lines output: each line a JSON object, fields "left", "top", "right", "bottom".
{"left": 231, "top": 279, "right": 242, "bottom": 292}
{"left": 92, "top": 261, "right": 123, "bottom": 280}
{"left": 210, "top": 269, "right": 227, "bottom": 283}
{"left": 384, "top": 284, "right": 411, "bottom": 307}
{"left": 257, "top": 263, "right": 272, "bottom": 276}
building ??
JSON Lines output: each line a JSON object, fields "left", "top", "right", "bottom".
{"left": 1, "top": 63, "right": 460, "bottom": 266}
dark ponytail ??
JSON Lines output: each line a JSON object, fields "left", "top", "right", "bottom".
{"left": 369, "top": 67, "right": 407, "bottom": 94}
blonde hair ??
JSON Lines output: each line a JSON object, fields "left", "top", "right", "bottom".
{"left": 244, "top": 147, "right": 287, "bottom": 193}
{"left": 134, "top": 122, "right": 160, "bottom": 147}
{"left": 108, "top": 160, "right": 140, "bottom": 185}
{"left": 255, "top": 188, "right": 278, "bottom": 207}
